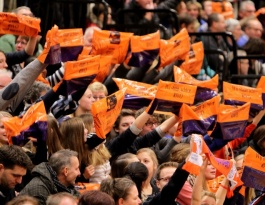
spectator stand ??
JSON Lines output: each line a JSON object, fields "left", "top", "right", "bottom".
{"left": 105, "top": 8, "right": 179, "bottom": 40}
{"left": 189, "top": 32, "right": 237, "bottom": 91}
{"left": 39, "top": 0, "right": 109, "bottom": 45}
{"left": 229, "top": 55, "right": 265, "bottom": 87}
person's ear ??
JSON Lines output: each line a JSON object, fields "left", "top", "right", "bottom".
{"left": 63, "top": 166, "right": 68, "bottom": 176}
{"left": 118, "top": 198, "right": 124, "bottom": 205}
{"left": 180, "top": 23, "right": 186, "bottom": 29}
{"left": 0, "top": 164, "right": 4, "bottom": 171}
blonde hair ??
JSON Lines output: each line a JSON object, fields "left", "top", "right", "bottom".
{"left": 137, "top": 148, "right": 158, "bottom": 170}
{"left": 88, "top": 82, "right": 108, "bottom": 96}
{"left": 88, "top": 144, "right": 111, "bottom": 166}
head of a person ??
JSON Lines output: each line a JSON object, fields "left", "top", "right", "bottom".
{"left": 0, "top": 145, "right": 33, "bottom": 189}
{"left": 24, "top": 81, "right": 51, "bottom": 105}
{"left": 78, "top": 190, "right": 115, "bottom": 205}
{"left": 12, "top": 6, "right": 34, "bottom": 16}
{"left": 59, "top": 117, "right": 89, "bottom": 165}
{"left": 113, "top": 109, "right": 135, "bottom": 134}
{"left": 88, "top": 82, "right": 108, "bottom": 101}
{"left": 226, "top": 18, "right": 242, "bottom": 40}
{"left": 0, "top": 50, "right": 8, "bottom": 71}
{"left": 155, "top": 161, "right": 178, "bottom": 191}
{"left": 253, "top": 125, "right": 265, "bottom": 155}
{"left": 201, "top": 191, "right": 216, "bottom": 205}
{"left": 242, "top": 37, "right": 265, "bottom": 55}
{"left": 239, "top": 0, "right": 256, "bottom": 19}
{"left": 135, "top": 0, "right": 153, "bottom": 9}
{"left": 46, "top": 192, "right": 77, "bottom": 205}
{"left": 79, "top": 113, "right": 95, "bottom": 133}
{"left": 208, "top": 13, "right": 226, "bottom": 32}
{"left": 48, "top": 149, "right": 80, "bottom": 187}
{"left": 92, "top": 4, "right": 113, "bottom": 26}
{"left": 0, "top": 111, "right": 12, "bottom": 145}
{"left": 202, "top": 0, "right": 212, "bottom": 17}
{"left": 135, "top": 107, "right": 162, "bottom": 136}
{"left": 15, "top": 36, "right": 29, "bottom": 52}
{"left": 7, "top": 195, "right": 39, "bottom": 205}
{"left": 176, "top": 1, "right": 187, "bottom": 15}
{"left": 111, "top": 153, "right": 139, "bottom": 178}
{"left": 242, "top": 17, "right": 263, "bottom": 39}
{"left": 136, "top": 148, "right": 158, "bottom": 179}
{"left": 178, "top": 13, "right": 197, "bottom": 33}
{"left": 235, "top": 154, "right": 244, "bottom": 177}
{"left": 100, "top": 178, "right": 141, "bottom": 205}
{"left": 187, "top": 1, "right": 202, "bottom": 19}
{"left": 170, "top": 143, "right": 190, "bottom": 163}
{"left": 204, "top": 160, "right": 216, "bottom": 180}
{"left": 84, "top": 26, "right": 101, "bottom": 47}
{"left": 46, "top": 115, "right": 63, "bottom": 156}
{"left": 124, "top": 162, "right": 149, "bottom": 199}
{"left": 78, "top": 87, "right": 95, "bottom": 114}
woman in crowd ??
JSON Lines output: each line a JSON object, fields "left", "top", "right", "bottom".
{"left": 136, "top": 148, "right": 159, "bottom": 202}
{"left": 79, "top": 113, "right": 111, "bottom": 184}
{"left": 100, "top": 177, "right": 142, "bottom": 205}
{"left": 0, "top": 111, "right": 12, "bottom": 147}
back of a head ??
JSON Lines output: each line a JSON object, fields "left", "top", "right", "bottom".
{"left": 48, "top": 149, "right": 78, "bottom": 174}
{"left": 7, "top": 195, "right": 39, "bottom": 205}
{"left": 124, "top": 162, "right": 148, "bottom": 199}
{"left": 46, "top": 192, "right": 77, "bottom": 205}
{"left": 12, "top": 6, "right": 33, "bottom": 16}
{"left": 207, "top": 13, "right": 220, "bottom": 28}
{"left": 78, "top": 190, "right": 115, "bottom": 205}
{"left": 226, "top": 18, "right": 240, "bottom": 32}
{"left": 253, "top": 125, "right": 265, "bottom": 150}
{"left": 0, "top": 145, "right": 33, "bottom": 170}
{"left": 243, "top": 37, "right": 265, "bottom": 55}
{"left": 100, "top": 178, "right": 135, "bottom": 203}
{"left": 170, "top": 143, "right": 190, "bottom": 163}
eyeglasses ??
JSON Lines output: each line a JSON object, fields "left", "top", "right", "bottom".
{"left": 157, "top": 177, "right": 171, "bottom": 182}
{"left": 15, "top": 41, "right": 27, "bottom": 45}
{"left": 93, "top": 96, "right": 105, "bottom": 100}
{"left": 145, "top": 122, "right": 159, "bottom": 127}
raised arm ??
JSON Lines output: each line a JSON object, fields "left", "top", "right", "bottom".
{"left": 24, "top": 36, "right": 39, "bottom": 56}
{"left": 0, "top": 59, "right": 47, "bottom": 111}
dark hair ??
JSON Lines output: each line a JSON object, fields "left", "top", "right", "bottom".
{"left": 243, "top": 38, "right": 265, "bottom": 55}
{"left": 113, "top": 109, "right": 135, "bottom": 130}
{"left": 100, "top": 178, "right": 136, "bottom": 203}
{"left": 207, "top": 13, "right": 220, "bottom": 27}
{"left": 124, "top": 162, "right": 148, "bottom": 199}
{"left": 178, "top": 14, "right": 196, "bottom": 27}
{"left": 78, "top": 190, "right": 115, "bottom": 205}
{"left": 47, "top": 115, "right": 64, "bottom": 157}
{"left": 7, "top": 195, "right": 39, "bottom": 205}
{"left": 111, "top": 153, "right": 137, "bottom": 178}
{"left": 0, "top": 145, "right": 33, "bottom": 170}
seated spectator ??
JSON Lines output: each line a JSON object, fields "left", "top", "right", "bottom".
{"left": 176, "top": 1, "right": 187, "bottom": 15}
{"left": 225, "top": 18, "right": 244, "bottom": 48}
{"left": 202, "top": 13, "right": 228, "bottom": 76}
{"left": 186, "top": 1, "right": 202, "bottom": 25}
{"left": 6, "top": 195, "right": 39, "bottom": 205}
{"left": 78, "top": 190, "right": 115, "bottom": 205}
{"left": 20, "top": 149, "right": 80, "bottom": 205}
{"left": 46, "top": 192, "right": 77, "bottom": 205}
{"left": 241, "top": 17, "right": 263, "bottom": 39}
{"left": 238, "top": 0, "right": 256, "bottom": 20}
{"left": 0, "top": 145, "right": 33, "bottom": 205}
